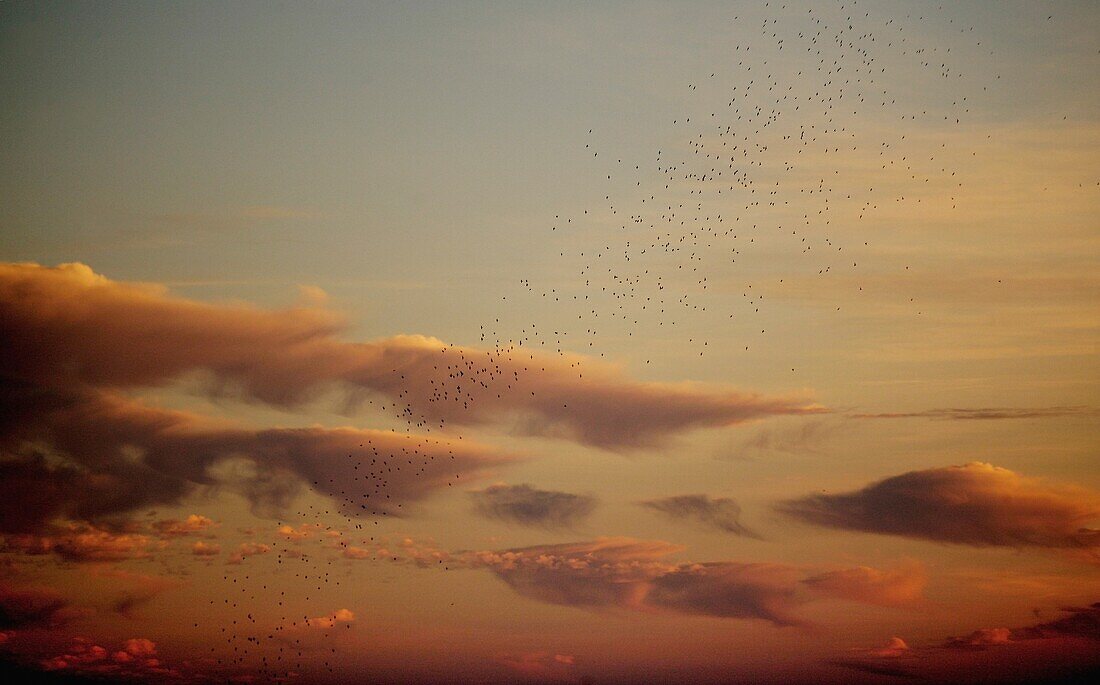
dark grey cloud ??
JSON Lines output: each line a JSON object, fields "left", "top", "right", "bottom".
{"left": 469, "top": 484, "right": 596, "bottom": 528}
{"left": 0, "top": 384, "right": 509, "bottom": 538}
{"left": 824, "top": 658, "right": 916, "bottom": 679}
{"left": 778, "top": 462, "right": 1100, "bottom": 549}
{"left": 0, "top": 585, "right": 69, "bottom": 630}
{"left": 640, "top": 494, "right": 759, "bottom": 537}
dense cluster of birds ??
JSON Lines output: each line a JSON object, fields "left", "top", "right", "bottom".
{"left": 199, "top": 2, "right": 1010, "bottom": 680}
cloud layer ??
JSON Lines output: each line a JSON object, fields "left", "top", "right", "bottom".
{"left": 465, "top": 538, "right": 922, "bottom": 627}
{"left": 469, "top": 484, "right": 597, "bottom": 528}
{"left": 779, "top": 462, "right": 1100, "bottom": 550}
{"left": 0, "top": 384, "right": 509, "bottom": 536}
{"left": 639, "top": 494, "right": 759, "bottom": 537}
{"left": 0, "top": 262, "right": 821, "bottom": 450}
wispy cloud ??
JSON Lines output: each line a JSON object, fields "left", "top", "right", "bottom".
{"left": 470, "top": 484, "right": 596, "bottom": 528}
{"left": 850, "top": 406, "right": 1097, "bottom": 420}
{"left": 639, "top": 494, "right": 760, "bottom": 538}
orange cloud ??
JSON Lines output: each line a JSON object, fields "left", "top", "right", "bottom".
{"left": 465, "top": 538, "right": 922, "bottom": 627}
{"left": 151, "top": 514, "right": 218, "bottom": 538}
{"left": 802, "top": 562, "right": 926, "bottom": 607}
{"left": 190, "top": 541, "right": 221, "bottom": 557}
{"left": 226, "top": 542, "right": 271, "bottom": 565}
{"left": 292, "top": 608, "right": 356, "bottom": 629}
{"left": 0, "top": 262, "right": 821, "bottom": 449}
{"left": 2, "top": 523, "right": 151, "bottom": 562}
{"left": 780, "top": 462, "right": 1100, "bottom": 551}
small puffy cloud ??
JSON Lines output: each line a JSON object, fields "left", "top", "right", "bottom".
{"left": 151, "top": 514, "right": 217, "bottom": 538}
{"left": 470, "top": 484, "right": 597, "bottom": 528}
{"left": 277, "top": 524, "right": 320, "bottom": 541}
{"left": 299, "top": 608, "right": 355, "bottom": 629}
{"left": 191, "top": 541, "right": 221, "bottom": 557}
{"left": 639, "top": 494, "right": 759, "bottom": 537}
{"left": 341, "top": 546, "right": 372, "bottom": 560}
{"left": 123, "top": 638, "right": 157, "bottom": 657}
{"left": 226, "top": 542, "right": 270, "bottom": 565}
{"left": 803, "top": 563, "right": 926, "bottom": 606}
{"left": 779, "top": 462, "right": 1100, "bottom": 550}
{"left": 870, "top": 637, "right": 910, "bottom": 658}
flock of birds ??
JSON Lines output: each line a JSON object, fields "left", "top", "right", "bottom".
{"left": 198, "top": 2, "right": 1011, "bottom": 680}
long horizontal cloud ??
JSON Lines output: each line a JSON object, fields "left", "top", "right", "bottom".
{"left": 779, "top": 462, "right": 1100, "bottom": 550}
{"left": 639, "top": 494, "right": 759, "bottom": 537}
{"left": 851, "top": 406, "right": 1096, "bottom": 420}
{"left": 0, "top": 385, "right": 509, "bottom": 537}
{"left": 469, "top": 484, "right": 597, "bottom": 528}
{"left": 0, "top": 262, "right": 821, "bottom": 449}
{"left": 463, "top": 538, "right": 923, "bottom": 627}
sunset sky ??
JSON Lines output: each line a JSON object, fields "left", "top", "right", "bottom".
{"left": 1, "top": 2, "right": 1098, "bottom": 683}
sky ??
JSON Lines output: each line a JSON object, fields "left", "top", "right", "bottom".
{"left": 1, "top": 1, "right": 1098, "bottom": 683}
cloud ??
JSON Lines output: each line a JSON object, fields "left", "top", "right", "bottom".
{"left": 723, "top": 418, "right": 840, "bottom": 460}
{"left": 470, "top": 484, "right": 597, "bottom": 528}
{"left": 646, "top": 562, "right": 805, "bottom": 626}
{"left": 0, "top": 585, "right": 69, "bottom": 630}
{"left": 226, "top": 542, "right": 271, "bottom": 565}
{"left": 824, "top": 658, "right": 916, "bottom": 679}
{"left": 2, "top": 523, "right": 152, "bottom": 562}
{"left": 851, "top": 406, "right": 1097, "bottom": 420}
{"left": 869, "top": 637, "right": 911, "bottom": 658}
{"left": 151, "top": 515, "right": 217, "bottom": 538}
{"left": 1004, "top": 602, "right": 1100, "bottom": 643}
{"left": 291, "top": 608, "right": 356, "bottom": 630}
{"left": 190, "top": 541, "right": 221, "bottom": 557}
{"left": 824, "top": 602, "right": 1100, "bottom": 683}
{"left": 943, "top": 627, "right": 1013, "bottom": 649}
{"left": 465, "top": 538, "right": 918, "bottom": 627}
{"left": 497, "top": 651, "right": 579, "bottom": 682}
{"left": 0, "top": 386, "right": 510, "bottom": 536}
{"left": 639, "top": 494, "right": 759, "bottom": 537}
{"left": 802, "top": 563, "right": 926, "bottom": 607}
{"left": 779, "top": 462, "right": 1100, "bottom": 550}
{"left": 0, "top": 262, "right": 820, "bottom": 450}
{"left": 90, "top": 568, "right": 182, "bottom": 618}
{"left": 37, "top": 636, "right": 182, "bottom": 680}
